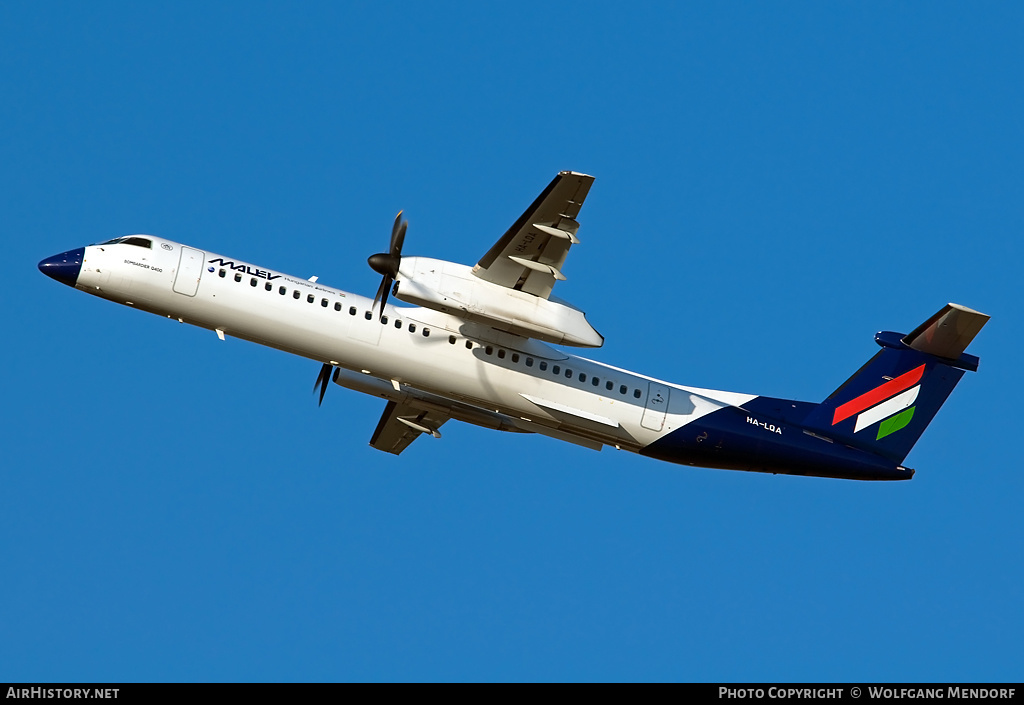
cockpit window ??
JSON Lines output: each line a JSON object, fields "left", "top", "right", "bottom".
{"left": 94, "top": 236, "right": 152, "bottom": 248}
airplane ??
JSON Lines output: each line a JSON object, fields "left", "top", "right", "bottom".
{"left": 38, "top": 171, "right": 989, "bottom": 481}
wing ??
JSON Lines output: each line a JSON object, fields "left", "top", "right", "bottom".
{"left": 471, "top": 171, "right": 594, "bottom": 299}
{"left": 369, "top": 400, "right": 450, "bottom": 455}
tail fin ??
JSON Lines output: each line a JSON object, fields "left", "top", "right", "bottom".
{"left": 803, "top": 304, "right": 989, "bottom": 464}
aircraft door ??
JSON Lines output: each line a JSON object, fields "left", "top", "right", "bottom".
{"left": 641, "top": 381, "right": 671, "bottom": 431}
{"left": 173, "top": 247, "right": 204, "bottom": 296}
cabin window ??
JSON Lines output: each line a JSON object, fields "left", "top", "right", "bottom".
{"left": 265, "top": 282, "right": 272, "bottom": 292}
{"left": 321, "top": 298, "right": 329, "bottom": 307}
{"left": 634, "top": 388, "right": 642, "bottom": 399}
{"left": 293, "top": 290, "right": 300, "bottom": 299}
{"left": 485, "top": 346, "right": 493, "bottom": 355}
{"left": 250, "top": 278, "right": 258, "bottom": 287}
{"left": 579, "top": 372, "right": 586, "bottom": 382}
{"left": 422, "top": 328, "right": 430, "bottom": 337}
{"left": 235, "top": 273, "right": 242, "bottom": 283}
{"left": 364, "top": 311, "right": 373, "bottom": 320}
{"left": 334, "top": 302, "right": 341, "bottom": 311}
{"left": 381, "top": 315, "right": 388, "bottom": 324}
{"left": 565, "top": 369, "right": 573, "bottom": 379}
{"left": 122, "top": 237, "right": 152, "bottom": 248}
{"left": 449, "top": 335, "right": 457, "bottom": 344}
{"left": 606, "top": 381, "right": 614, "bottom": 391}
{"left": 307, "top": 294, "right": 315, "bottom": 303}
{"left": 497, "top": 349, "right": 505, "bottom": 359}
{"left": 620, "top": 385, "right": 628, "bottom": 395}
{"left": 511, "top": 353, "right": 520, "bottom": 363}
{"left": 592, "top": 377, "right": 600, "bottom": 387}
{"left": 218, "top": 269, "right": 226, "bottom": 278}
{"left": 465, "top": 340, "right": 473, "bottom": 349}
{"left": 408, "top": 323, "right": 416, "bottom": 333}
{"left": 552, "top": 365, "right": 560, "bottom": 375}
{"left": 395, "top": 320, "right": 402, "bottom": 329}
{"left": 279, "top": 286, "right": 286, "bottom": 295}
{"left": 525, "top": 357, "right": 534, "bottom": 367}
{"left": 349, "top": 306, "right": 357, "bottom": 315}
{"left": 539, "top": 361, "right": 547, "bottom": 371}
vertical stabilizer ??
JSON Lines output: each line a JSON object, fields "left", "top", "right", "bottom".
{"left": 803, "top": 304, "right": 989, "bottom": 464}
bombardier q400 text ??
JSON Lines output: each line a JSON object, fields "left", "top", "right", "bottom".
{"left": 39, "top": 172, "right": 989, "bottom": 480}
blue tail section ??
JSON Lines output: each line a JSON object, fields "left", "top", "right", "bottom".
{"left": 803, "top": 304, "right": 988, "bottom": 464}
{"left": 641, "top": 304, "right": 988, "bottom": 480}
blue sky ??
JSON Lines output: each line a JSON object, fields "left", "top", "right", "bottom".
{"left": 2, "top": 2, "right": 1022, "bottom": 681}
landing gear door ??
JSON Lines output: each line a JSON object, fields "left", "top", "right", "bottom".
{"left": 641, "top": 382, "right": 671, "bottom": 432}
{"left": 173, "top": 247, "right": 204, "bottom": 296}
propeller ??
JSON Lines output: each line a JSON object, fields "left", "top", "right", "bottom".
{"left": 313, "top": 362, "right": 333, "bottom": 406}
{"left": 316, "top": 212, "right": 406, "bottom": 405}
{"left": 368, "top": 211, "right": 407, "bottom": 320}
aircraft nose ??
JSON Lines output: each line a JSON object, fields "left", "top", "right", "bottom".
{"left": 38, "top": 247, "right": 85, "bottom": 287}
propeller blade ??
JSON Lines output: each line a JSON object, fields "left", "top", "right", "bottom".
{"left": 314, "top": 363, "right": 332, "bottom": 406}
{"left": 391, "top": 218, "right": 407, "bottom": 258}
{"left": 373, "top": 275, "right": 391, "bottom": 320}
{"left": 390, "top": 210, "right": 404, "bottom": 250}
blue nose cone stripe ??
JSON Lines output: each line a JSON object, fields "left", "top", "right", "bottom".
{"left": 38, "top": 247, "right": 85, "bottom": 288}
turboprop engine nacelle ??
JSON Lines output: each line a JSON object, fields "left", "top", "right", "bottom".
{"left": 394, "top": 257, "right": 604, "bottom": 348}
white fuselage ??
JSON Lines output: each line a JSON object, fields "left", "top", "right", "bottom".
{"left": 73, "top": 236, "right": 754, "bottom": 454}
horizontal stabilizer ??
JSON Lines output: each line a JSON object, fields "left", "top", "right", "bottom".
{"left": 903, "top": 303, "right": 990, "bottom": 361}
